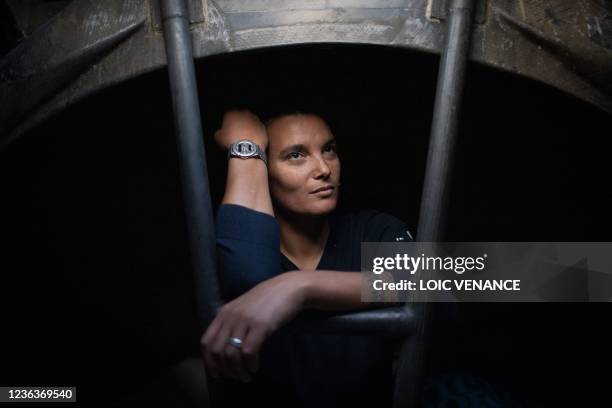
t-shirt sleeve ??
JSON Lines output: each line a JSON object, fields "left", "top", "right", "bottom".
{"left": 215, "top": 204, "right": 281, "bottom": 300}
{"left": 362, "top": 211, "right": 414, "bottom": 243}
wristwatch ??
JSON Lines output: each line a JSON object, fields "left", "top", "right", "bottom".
{"left": 227, "top": 140, "right": 267, "bottom": 165}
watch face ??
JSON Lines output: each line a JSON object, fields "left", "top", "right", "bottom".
{"left": 233, "top": 141, "right": 257, "bottom": 158}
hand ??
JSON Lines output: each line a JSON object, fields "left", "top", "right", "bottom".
{"left": 214, "top": 110, "right": 268, "bottom": 151}
{"left": 200, "top": 272, "right": 309, "bottom": 383}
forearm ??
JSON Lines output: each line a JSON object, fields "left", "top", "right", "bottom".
{"left": 296, "top": 270, "right": 403, "bottom": 312}
{"left": 216, "top": 110, "right": 273, "bottom": 215}
{"left": 221, "top": 158, "right": 274, "bottom": 216}
{"left": 296, "top": 271, "right": 367, "bottom": 311}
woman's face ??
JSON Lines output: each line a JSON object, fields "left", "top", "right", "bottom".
{"left": 266, "top": 114, "right": 341, "bottom": 217}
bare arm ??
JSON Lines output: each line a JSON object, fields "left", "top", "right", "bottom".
{"left": 296, "top": 270, "right": 401, "bottom": 311}
{"left": 300, "top": 270, "right": 363, "bottom": 310}
{"left": 223, "top": 160, "right": 273, "bottom": 215}
{"left": 215, "top": 110, "right": 273, "bottom": 216}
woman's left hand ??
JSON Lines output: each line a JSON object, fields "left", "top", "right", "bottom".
{"left": 200, "top": 271, "right": 309, "bottom": 383}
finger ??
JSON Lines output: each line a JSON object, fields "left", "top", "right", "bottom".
{"left": 211, "top": 321, "right": 234, "bottom": 380}
{"left": 241, "top": 325, "right": 268, "bottom": 375}
{"left": 201, "top": 319, "right": 223, "bottom": 379}
{"left": 203, "top": 343, "right": 220, "bottom": 380}
{"left": 224, "top": 323, "right": 251, "bottom": 383}
{"left": 202, "top": 316, "right": 223, "bottom": 347}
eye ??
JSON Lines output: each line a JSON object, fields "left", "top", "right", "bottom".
{"left": 323, "top": 144, "right": 337, "bottom": 154}
{"left": 287, "top": 152, "right": 304, "bottom": 160}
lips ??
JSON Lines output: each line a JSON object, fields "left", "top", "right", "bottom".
{"left": 310, "top": 185, "right": 335, "bottom": 194}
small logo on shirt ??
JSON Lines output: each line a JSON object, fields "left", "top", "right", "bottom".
{"left": 395, "top": 230, "right": 414, "bottom": 242}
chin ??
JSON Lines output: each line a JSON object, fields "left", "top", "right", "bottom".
{"left": 306, "top": 200, "right": 337, "bottom": 216}
{"left": 276, "top": 196, "right": 338, "bottom": 218}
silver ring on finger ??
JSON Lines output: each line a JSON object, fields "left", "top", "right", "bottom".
{"left": 226, "top": 336, "right": 243, "bottom": 349}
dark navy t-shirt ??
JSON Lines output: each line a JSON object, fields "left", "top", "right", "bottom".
{"left": 212, "top": 204, "right": 414, "bottom": 408}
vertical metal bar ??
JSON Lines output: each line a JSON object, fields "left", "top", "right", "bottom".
{"left": 417, "top": 0, "right": 475, "bottom": 242}
{"left": 394, "top": 1, "right": 475, "bottom": 407}
{"left": 392, "top": 303, "right": 430, "bottom": 408}
{"left": 160, "top": 0, "right": 222, "bottom": 329}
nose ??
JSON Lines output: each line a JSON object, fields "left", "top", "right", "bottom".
{"left": 313, "top": 155, "right": 331, "bottom": 180}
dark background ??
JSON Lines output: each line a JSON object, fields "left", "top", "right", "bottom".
{"left": 0, "top": 44, "right": 608, "bottom": 406}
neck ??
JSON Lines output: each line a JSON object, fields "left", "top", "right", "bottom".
{"left": 275, "top": 207, "right": 330, "bottom": 267}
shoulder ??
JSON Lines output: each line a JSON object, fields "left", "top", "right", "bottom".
{"left": 330, "top": 209, "right": 414, "bottom": 243}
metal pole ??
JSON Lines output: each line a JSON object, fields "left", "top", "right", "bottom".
{"left": 394, "top": 1, "right": 475, "bottom": 407}
{"left": 160, "top": 0, "right": 222, "bottom": 329}
{"left": 417, "top": 0, "right": 476, "bottom": 242}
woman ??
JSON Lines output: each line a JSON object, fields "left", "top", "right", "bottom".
{"left": 201, "top": 110, "right": 414, "bottom": 407}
